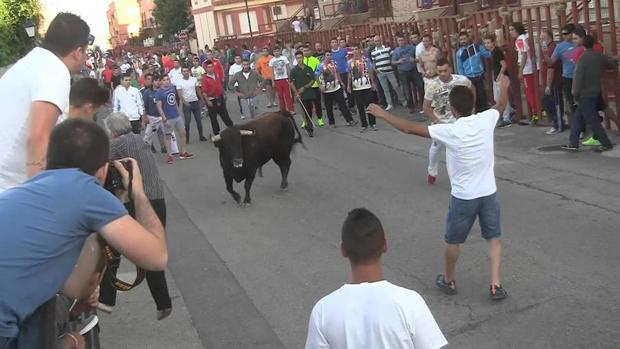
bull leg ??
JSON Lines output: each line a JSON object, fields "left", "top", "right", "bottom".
{"left": 274, "top": 156, "right": 291, "bottom": 190}
{"left": 242, "top": 171, "right": 256, "bottom": 206}
{"left": 224, "top": 171, "right": 241, "bottom": 203}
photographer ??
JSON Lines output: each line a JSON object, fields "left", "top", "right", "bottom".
{"left": 0, "top": 119, "right": 167, "bottom": 348}
{"left": 101, "top": 112, "right": 172, "bottom": 320}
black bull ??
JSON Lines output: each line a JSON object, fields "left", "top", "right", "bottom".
{"left": 211, "top": 111, "right": 303, "bottom": 205}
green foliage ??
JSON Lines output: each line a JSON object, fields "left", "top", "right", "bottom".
{"left": 153, "top": 0, "right": 191, "bottom": 36}
{"left": 0, "top": 0, "right": 41, "bottom": 66}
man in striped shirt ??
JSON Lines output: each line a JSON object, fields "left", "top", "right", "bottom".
{"left": 371, "top": 35, "right": 403, "bottom": 111}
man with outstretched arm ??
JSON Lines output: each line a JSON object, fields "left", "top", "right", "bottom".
{"left": 367, "top": 75, "right": 510, "bottom": 300}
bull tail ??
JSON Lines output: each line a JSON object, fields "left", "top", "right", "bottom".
{"left": 285, "top": 111, "right": 305, "bottom": 148}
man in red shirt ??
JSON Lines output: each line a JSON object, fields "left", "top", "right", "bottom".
{"left": 203, "top": 50, "right": 225, "bottom": 83}
{"left": 201, "top": 60, "right": 233, "bottom": 135}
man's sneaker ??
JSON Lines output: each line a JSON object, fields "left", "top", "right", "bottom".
{"left": 428, "top": 175, "right": 436, "bottom": 185}
{"left": 579, "top": 132, "right": 585, "bottom": 140}
{"left": 517, "top": 119, "right": 530, "bottom": 126}
{"left": 301, "top": 121, "right": 307, "bottom": 129}
{"left": 157, "top": 308, "right": 172, "bottom": 321}
{"left": 594, "top": 145, "right": 613, "bottom": 153}
{"left": 267, "top": 103, "right": 273, "bottom": 108}
{"left": 166, "top": 155, "right": 174, "bottom": 164}
{"left": 199, "top": 136, "right": 207, "bottom": 142}
{"left": 317, "top": 118, "right": 325, "bottom": 127}
{"left": 582, "top": 137, "right": 601, "bottom": 146}
{"left": 360, "top": 127, "right": 369, "bottom": 133}
{"left": 241, "top": 115, "right": 246, "bottom": 120}
{"left": 370, "top": 125, "right": 378, "bottom": 131}
{"left": 436, "top": 275, "right": 457, "bottom": 295}
{"left": 347, "top": 120, "right": 359, "bottom": 127}
{"left": 385, "top": 104, "right": 393, "bottom": 111}
{"left": 179, "top": 152, "right": 194, "bottom": 160}
{"left": 546, "top": 127, "right": 560, "bottom": 135}
{"left": 531, "top": 114, "right": 540, "bottom": 125}
{"left": 497, "top": 121, "right": 512, "bottom": 128}
{"left": 490, "top": 284, "right": 508, "bottom": 300}
{"left": 561, "top": 144, "right": 578, "bottom": 151}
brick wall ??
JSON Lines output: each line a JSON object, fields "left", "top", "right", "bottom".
{"left": 391, "top": 0, "right": 419, "bottom": 21}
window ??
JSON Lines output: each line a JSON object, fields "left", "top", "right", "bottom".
{"left": 226, "top": 14, "right": 234, "bottom": 35}
{"left": 239, "top": 11, "right": 258, "bottom": 34}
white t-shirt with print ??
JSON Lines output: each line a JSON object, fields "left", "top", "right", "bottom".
{"left": 269, "top": 56, "right": 290, "bottom": 80}
{"left": 305, "top": 280, "right": 447, "bottom": 349}
{"left": 428, "top": 109, "right": 499, "bottom": 200}
{"left": 515, "top": 34, "right": 534, "bottom": 75}
{"left": 424, "top": 74, "right": 472, "bottom": 123}
{"left": 0, "top": 47, "right": 70, "bottom": 191}
{"left": 176, "top": 76, "right": 199, "bottom": 102}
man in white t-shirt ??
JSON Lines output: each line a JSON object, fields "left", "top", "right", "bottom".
{"left": 0, "top": 13, "right": 91, "bottom": 191}
{"left": 269, "top": 47, "right": 294, "bottom": 113}
{"left": 228, "top": 55, "right": 244, "bottom": 117}
{"left": 305, "top": 208, "right": 447, "bottom": 349}
{"left": 367, "top": 75, "right": 510, "bottom": 301}
{"left": 423, "top": 58, "right": 475, "bottom": 185}
{"left": 169, "top": 58, "right": 183, "bottom": 86}
{"left": 177, "top": 66, "right": 207, "bottom": 143}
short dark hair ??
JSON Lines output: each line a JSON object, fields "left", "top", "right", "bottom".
{"left": 70, "top": 78, "right": 109, "bottom": 108}
{"left": 459, "top": 31, "right": 469, "bottom": 37}
{"left": 121, "top": 73, "right": 132, "bottom": 79}
{"left": 449, "top": 85, "right": 474, "bottom": 117}
{"left": 294, "top": 50, "right": 304, "bottom": 57}
{"left": 583, "top": 35, "right": 595, "bottom": 49}
{"left": 41, "top": 12, "right": 90, "bottom": 57}
{"left": 511, "top": 22, "right": 526, "bottom": 35}
{"left": 574, "top": 27, "right": 587, "bottom": 38}
{"left": 242, "top": 58, "right": 250, "bottom": 63}
{"left": 483, "top": 33, "right": 496, "bottom": 42}
{"left": 341, "top": 208, "right": 385, "bottom": 264}
{"left": 563, "top": 23, "right": 576, "bottom": 34}
{"left": 437, "top": 57, "right": 450, "bottom": 67}
{"left": 46, "top": 119, "right": 109, "bottom": 175}
{"left": 204, "top": 59, "right": 213, "bottom": 66}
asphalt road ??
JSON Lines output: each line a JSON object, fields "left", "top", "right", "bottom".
{"left": 99, "top": 93, "right": 620, "bottom": 348}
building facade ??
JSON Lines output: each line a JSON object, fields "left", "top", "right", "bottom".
{"left": 139, "top": 0, "right": 158, "bottom": 28}
{"left": 191, "top": 0, "right": 305, "bottom": 49}
{"left": 107, "top": 0, "right": 142, "bottom": 47}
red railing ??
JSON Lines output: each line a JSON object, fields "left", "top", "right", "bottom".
{"left": 214, "top": 0, "right": 619, "bottom": 129}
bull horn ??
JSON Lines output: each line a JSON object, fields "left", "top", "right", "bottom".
{"left": 211, "top": 134, "right": 221, "bottom": 142}
{"left": 240, "top": 130, "right": 254, "bottom": 136}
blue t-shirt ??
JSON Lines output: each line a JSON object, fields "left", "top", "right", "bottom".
{"left": 0, "top": 169, "right": 126, "bottom": 338}
{"left": 392, "top": 45, "right": 417, "bottom": 72}
{"left": 141, "top": 87, "right": 159, "bottom": 116}
{"left": 332, "top": 48, "right": 349, "bottom": 73}
{"left": 552, "top": 41, "right": 577, "bottom": 78}
{"left": 155, "top": 86, "right": 179, "bottom": 119}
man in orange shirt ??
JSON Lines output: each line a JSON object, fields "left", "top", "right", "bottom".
{"left": 256, "top": 47, "right": 277, "bottom": 108}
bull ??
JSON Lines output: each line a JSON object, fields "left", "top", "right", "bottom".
{"left": 211, "top": 111, "right": 303, "bottom": 206}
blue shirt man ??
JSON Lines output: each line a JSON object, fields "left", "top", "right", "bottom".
{"left": 552, "top": 40, "right": 577, "bottom": 79}
{"left": 142, "top": 86, "right": 159, "bottom": 116}
{"left": 155, "top": 85, "right": 180, "bottom": 119}
{"left": 0, "top": 170, "right": 126, "bottom": 339}
{"left": 392, "top": 43, "right": 417, "bottom": 72}
{"left": 456, "top": 34, "right": 491, "bottom": 78}
{"left": 332, "top": 47, "right": 349, "bottom": 74}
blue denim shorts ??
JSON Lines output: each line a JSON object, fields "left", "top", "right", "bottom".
{"left": 445, "top": 193, "right": 501, "bottom": 244}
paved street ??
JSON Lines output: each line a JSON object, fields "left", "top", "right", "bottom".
{"left": 100, "top": 94, "right": 620, "bottom": 348}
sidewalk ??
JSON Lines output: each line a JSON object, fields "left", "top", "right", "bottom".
{"left": 98, "top": 261, "right": 203, "bottom": 349}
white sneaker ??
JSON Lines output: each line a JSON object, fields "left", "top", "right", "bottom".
{"left": 546, "top": 127, "right": 559, "bottom": 135}
{"left": 241, "top": 115, "right": 246, "bottom": 120}
{"left": 385, "top": 104, "right": 393, "bottom": 111}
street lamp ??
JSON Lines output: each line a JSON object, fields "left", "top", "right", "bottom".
{"left": 23, "top": 20, "right": 36, "bottom": 38}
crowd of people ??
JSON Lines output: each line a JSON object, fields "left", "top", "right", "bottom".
{"left": 0, "top": 8, "right": 618, "bottom": 349}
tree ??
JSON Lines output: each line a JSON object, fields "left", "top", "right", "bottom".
{"left": 0, "top": 0, "right": 41, "bottom": 66}
{"left": 153, "top": 0, "right": 191, "bottom": 37}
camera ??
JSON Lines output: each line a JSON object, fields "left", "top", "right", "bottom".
{"left": 104, "top": 160, "right": 132, "bottom": 192}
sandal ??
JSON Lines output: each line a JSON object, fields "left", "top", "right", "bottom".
{"left": 436, "top": 274, "right": 457, "bottom": 295}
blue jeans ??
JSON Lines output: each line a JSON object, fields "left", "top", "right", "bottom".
{"left": 445, "top": 193, "right": 501, "bottom": 244}
{"left": 569, "top": 96, "right": 612, "bottom": 148}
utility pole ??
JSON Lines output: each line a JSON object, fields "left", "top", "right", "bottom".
{"left": 245, "top": 0, "right": 253, "bottom": 37}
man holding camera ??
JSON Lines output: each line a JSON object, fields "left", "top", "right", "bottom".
{"left": 0, "top": 119, "right": 168, "bottom": 348}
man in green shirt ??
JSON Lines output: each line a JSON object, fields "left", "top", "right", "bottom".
{"left": 302, "top": 47, "right": 325, "bottom": 127}
{"left": 290, "top": 51, "right": 318, "bottom": 137}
